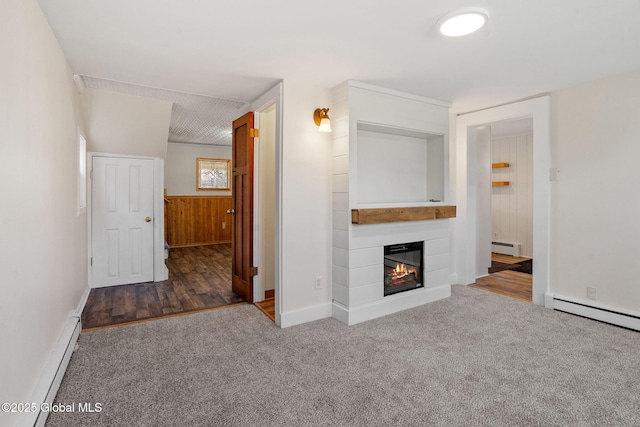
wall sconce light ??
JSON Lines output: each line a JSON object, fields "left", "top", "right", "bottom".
{"left": 313, "top": 108, "right": 332, "bottom": 132}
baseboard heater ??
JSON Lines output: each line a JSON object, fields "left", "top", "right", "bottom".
{"left": 20, "top": 316, "right": 81, "bottom": 427}
{"left": 550, "top": 296, "right": 640, "bottom": 332}
{"left": 491, "top": 241, "right": 520, "bottom": 257}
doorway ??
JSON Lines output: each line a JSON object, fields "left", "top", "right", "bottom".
{"left": 252, "top": 103, "right": 277, "bottom": 321}
{"left": 245, "top": 83, "right": 283, "bottom": 325}
{"left": 83, "top": 85, "right": 283, "bottom": 328}
{"left": 468, "top": 118, "right": 534, "bottom": 302}
{"left": 454, "top": 96, "right": 550, "bottom": 306}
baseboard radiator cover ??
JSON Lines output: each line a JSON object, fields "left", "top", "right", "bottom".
{"left": 547, "top": 293, "right": 640, "bottom": 332}
{"left": 491, "top": 241, "right": 521, "bottom": 257}
{"left": 19, "top": 315, "right": 81, "bottom": 427}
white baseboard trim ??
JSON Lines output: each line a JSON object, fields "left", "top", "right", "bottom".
{"left": 546, "top": 292, "right": 640, "bottom": 332}
{"left": 19, "top": 315, "right": 81, "bottom": 427}
{"left": 544, "top": 291, "right": 555, "bottom": 309}
{"left": 333, "top": 284, "right": 451, "bottom": 326}
{"left": 155, "top": 263, "right": 169, "bottom": 282}
{"left": 279, "top": 303, "right": 332, "bottom": 328}
{"left": 74, "top": 285, "right": 91, "bottom": 317}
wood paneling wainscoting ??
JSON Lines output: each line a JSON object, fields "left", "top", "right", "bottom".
{"left": 165, "top": 196, "right": 232, "bottom": 247}
{"left": 492, "top": 134, "right": 534, "bottom": 258}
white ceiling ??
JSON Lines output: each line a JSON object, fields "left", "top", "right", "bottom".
{"left": 39, "top": 0, "right": 640, "bottom": 142}
{"left": 76, "top": 76, "right": 249, "bottom": 145}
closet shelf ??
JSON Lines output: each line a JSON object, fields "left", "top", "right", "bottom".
{"left": 492, "top": 181, "right": 510, "bottom": 186}
{"left": 492, "top": 163, "right": 510, "bottom": 168}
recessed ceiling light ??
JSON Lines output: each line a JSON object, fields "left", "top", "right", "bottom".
{"left": 438, "top": 7, "right": 489, "bottom": 37}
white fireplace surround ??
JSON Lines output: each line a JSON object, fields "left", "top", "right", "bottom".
{"left": 331, "top": 81, "right": 453, "bottom": 325}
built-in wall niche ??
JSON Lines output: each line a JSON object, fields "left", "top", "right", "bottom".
{"left": 356, "top": 123, "right": 444, "bottom": 205}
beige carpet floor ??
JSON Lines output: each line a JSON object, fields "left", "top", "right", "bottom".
{"left": 46, "top": 285, "right": 640, "bottom": 427}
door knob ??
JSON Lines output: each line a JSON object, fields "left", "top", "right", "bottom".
{"left": 226, "top": 209, "right": 235, "bottom": 214}
{"left": 145, "top": 217, "right": 152, "bottom": 222}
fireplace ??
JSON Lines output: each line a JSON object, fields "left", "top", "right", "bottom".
{"left": 383, "top": 241, "right": 424, "bottom": 296}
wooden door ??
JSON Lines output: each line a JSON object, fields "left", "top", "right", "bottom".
{"left": 230, "top": 112, "right": 254, "bottom": 302}
{"left": 92, "top": 157, "right": 155, "bottom": 287}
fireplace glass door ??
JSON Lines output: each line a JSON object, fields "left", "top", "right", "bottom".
{"left": 384, "top": 241, "right": 424, "bottom": 296}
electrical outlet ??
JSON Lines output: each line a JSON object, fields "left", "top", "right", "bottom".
{"left": 221, "top": 222, "right": 226, "bottom": 229}
{"left": 314, "top": 275, "right": 322, "bottom": 290}
{"left": 587, "top": 286, "right": 597, "bottom": 300}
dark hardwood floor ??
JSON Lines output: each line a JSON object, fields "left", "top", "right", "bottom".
{"left": 469, "top": 253, "right": 533, "bottom": 302}
{"left": 82, "top": 244, "right": 245, "bottom": 330}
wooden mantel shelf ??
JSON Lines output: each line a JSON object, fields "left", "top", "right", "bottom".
{"left": 351, "top": 206, "right": 456, "bottom": 224}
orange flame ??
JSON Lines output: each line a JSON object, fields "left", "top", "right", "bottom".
{"left": 389, "top": 262, "right": 417, "bottom": 281}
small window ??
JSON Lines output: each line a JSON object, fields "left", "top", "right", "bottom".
{"left": 196, "top": 158, "right": 231, "bottom": 191}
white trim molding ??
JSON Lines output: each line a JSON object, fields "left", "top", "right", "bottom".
{"left": 74, "top": 285, "right": 92, "bottom": 317}
{"left": 153, "top": 158, "right": 168, "bottom": 281}
{"left": 546, "top": 292, "right": 640, "bottom": 332}
{"left": 344, "top": 80, "right": 452, "bottom": 108}
{"left": 279, "top": 303, "right": 332, "bottom": 328}
{"left": 454, "top": 96, "right": 550, "bottom": 305}
{"left": 333, "top": 284, "right": 451, "bottom": 326}
{"left": 251, "top": 82, "right": 284, "bottom": 327}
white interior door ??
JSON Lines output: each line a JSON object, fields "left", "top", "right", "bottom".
{"left": 92, "top": 156, "right": 155, "bottom": 287}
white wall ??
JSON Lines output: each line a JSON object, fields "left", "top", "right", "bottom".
{"left": 474, "top": 126, "right": 492, "bottom": 278}
{"left": 279, "top": 79, "right": 333, "bottom": 321}
{"left": 356, "top": 130, "right": 428, "bottom": 204}
{"left": 165, "top": 142, "right": 232, "bottom": 196}
{"left": 81, "top": 88, "right": 172, "bottom": 159}
{"left": 550, "top": 71, "right": 640, "bottom": 311}
{"left": 427, "top": 135, "right": 445, "bottom": 202}
{"left": 0, "top": 1, "right": 87, "bottom": 424}
{"left": 257, "top": 106, "right": 276, "bottom": 293}
{"left": 491, "top": 133, "right": 534, "bottom": 258}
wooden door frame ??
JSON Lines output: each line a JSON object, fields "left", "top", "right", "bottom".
{"left": 454, "top": 96, "right": 550, "bottom": 306}
{"left": 87, "top": 152, "right": 168, "bottom": 288}
{"left": 250, "top": 83, "right": 283, "bottom": 326}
